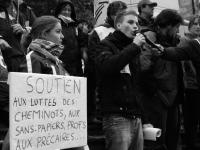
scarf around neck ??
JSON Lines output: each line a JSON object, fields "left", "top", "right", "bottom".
{"left": 28, "top": 39, "right": 64, "bottom": 65}
{"left": 58, "top": 14, "right": 75, "bottom": 25}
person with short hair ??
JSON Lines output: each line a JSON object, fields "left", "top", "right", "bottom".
{"left": 137, "top": 0, "right": 157, "bottom": 31}
{"left": 95, "top": 9, "right": 152, "bottom": 150}
{"left": 86, "top": 1, "right": 127, "bottom": 124}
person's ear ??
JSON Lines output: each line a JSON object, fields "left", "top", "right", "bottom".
{"left": 41, "top": 31, "right": 48, "bottom": 39}
{"left": 116, "top": 23, "right": 121, "bottom": 29}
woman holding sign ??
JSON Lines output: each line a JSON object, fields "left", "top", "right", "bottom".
{"left": 2, "top": 16, "right": 86, "bottom": 150}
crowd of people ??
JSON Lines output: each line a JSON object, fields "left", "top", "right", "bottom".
{"left": 0, "top": 0, "right": 200, "bottom": 150}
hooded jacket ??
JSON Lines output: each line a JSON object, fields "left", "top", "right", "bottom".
{"left": 55, "top": 0, "right": 83, "bottom": 76}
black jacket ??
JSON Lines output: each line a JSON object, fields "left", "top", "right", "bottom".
{"left": 0, "top": 17, "right": 25, "bottom": 72}
{"left": 59, "top": 20, "right": 83, "bottom": 76}
{"left": 138, "top": 15, "right": 155, "bottom": 32}
{"left": 95, "top": 30, "right": 143, "bottom": 118}
{"left": 138, "top": 31, "right": 184, "bottom": 107}
{"left": 55, "top": 0, "right": 83, "bottom": 76}
{"left": 163, "top": 39, "right": 200, "bottom": 88}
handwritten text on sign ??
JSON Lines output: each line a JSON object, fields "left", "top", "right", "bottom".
{"left": 9, "top": 72, "right": 87, "bottom": 150}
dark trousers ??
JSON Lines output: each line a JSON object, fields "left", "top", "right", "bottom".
{"left": 142, "top": 96, "right": 180, "bottom": 150}
{"left": 183, "top": 89, "right": 200, "bottom": 149}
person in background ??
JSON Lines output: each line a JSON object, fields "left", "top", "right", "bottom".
{"left": 0, "top": 0, "right": 25, "bottom": 72}
{"left": 137, "top": 0, "right": 157, "bottom": 31}
{"left": 55, "top": 0, "right": 83, "bottom": 76}
{"left": 13, "top": 0, "right": 37, "bottom": 52}
{"left": 86, "top": 1, "right": 127, "bottom": 124}
{"left": 95, "top": 9, "right": 152, "bottom": 150}
{"left": 166, "top": 15, "right": 200, "bottom": 150}
{"left": 0, "top": 37, "right": 9, "bottom": 129}
{"left": 139, "top": 9, "right": 184, "bottom": 150}
{"left": 77, "top": 19, "right": 89, "bottom": 71}
{"left": 15, "top": 0, "right": 36, "bottom": 27}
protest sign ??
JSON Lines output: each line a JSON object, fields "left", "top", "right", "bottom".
{"left": 94, "top": 0, "right": 109, "bottom": 26}
{"left": 9, "top": 72, "right": 87, "bottom": 150}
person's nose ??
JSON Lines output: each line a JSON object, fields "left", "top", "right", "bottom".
{"left": 133, "top": 24, "right": 138, "bottom": 31}
{"left": 61, "top": 33, "right": 64, "bottom": 39}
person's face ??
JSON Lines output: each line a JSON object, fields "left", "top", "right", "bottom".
{"left": 116, "top": 14, "right": 139, "bottom": 39}
{"left": 190, "top": 18, "right": 200, "bottom": 36}
{"left": 161, "top": 24, "right": 180, "bottom": 40}
{"left": 142, "top": 4, "right": 154, "bottom": 17}
{"left": 60, "top": 4, "right": 72, "bottom": 18}
{"left": 43, "top": 22, "right": 64, "bottom": 45}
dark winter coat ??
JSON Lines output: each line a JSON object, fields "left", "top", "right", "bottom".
{"left": 55, "top": 0, "right": 83, "bottom": 76}
{"left": 0, "top": 12, "right": 25, "bottom": 72}
{"left": 59, "top": 20, "right": 83, "bottom": 76}
{"left": 163, "top": 38, "right": 200, "bottom": 88}
{"left": 138, "top": 15, "right": 155, "bottom": 32}
{"left": 95, "top": 30, "right": 143, "bottom": 118}
{"left": 138, "top": 31, "right": 184, "bottom": 107}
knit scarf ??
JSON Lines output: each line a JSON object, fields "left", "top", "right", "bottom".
{"left": 28, "top": 39, "right": 64, "bottom": 65}
{"left": 58, "top": 14, "right": 74, "bottom": 25}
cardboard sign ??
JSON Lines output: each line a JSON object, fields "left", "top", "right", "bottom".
{"left": 94, "top": 0, "right": 109, "bottom": 26}
{"left": 9, "top": 72, "right": 87, "bottom": 150}
{"left": 179, "top": 0, "right": 194, "bottom": 19}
